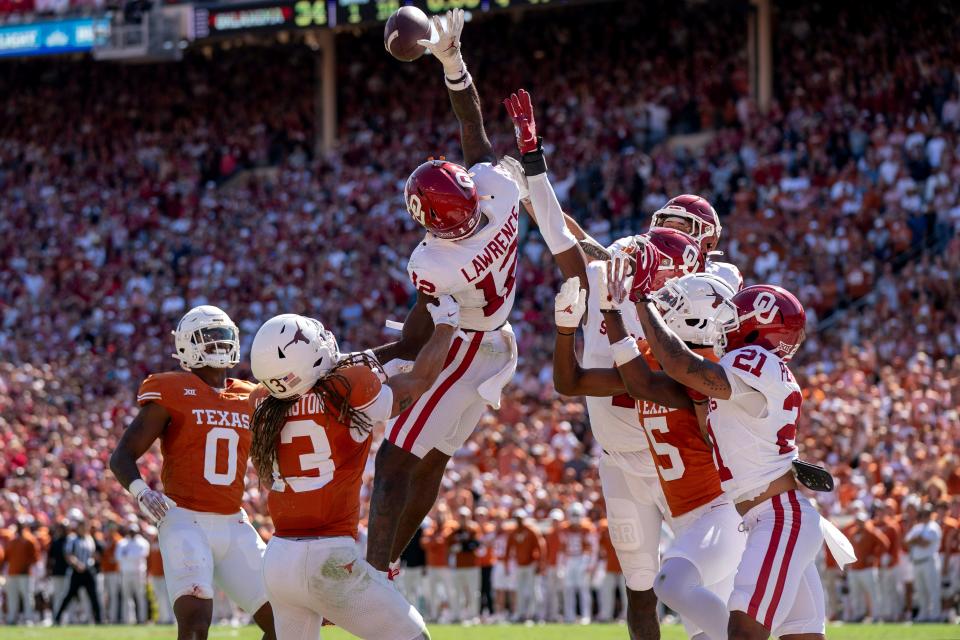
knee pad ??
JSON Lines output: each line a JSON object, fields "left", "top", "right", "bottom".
{"left": 653, "top": 557, "right": 701, "bottom": 607}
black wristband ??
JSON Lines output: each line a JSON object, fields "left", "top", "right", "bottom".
{"left": 521, "top": 138, "right": 547, "bottom": 176}
{"left": 556, "top": 328, "right": 576, "bottom": 336}
{"left": 600, "top": 308, "right": 622, "bottom": 315}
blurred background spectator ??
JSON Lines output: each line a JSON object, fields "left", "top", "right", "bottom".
{"left": 0, "top": 0, "right": 957, "bottom": 627}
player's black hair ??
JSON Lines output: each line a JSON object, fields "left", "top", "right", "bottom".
{"left": 250, "top": 353, "right": 382, "bottom": 486}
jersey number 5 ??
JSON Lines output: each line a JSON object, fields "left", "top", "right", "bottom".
{"left": 642, "top": 416, "right": 685, "bottom": 482}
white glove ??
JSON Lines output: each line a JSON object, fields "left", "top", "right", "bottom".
{"left": 555, "top": 277, "right": 586, "bottom": 329}
{"left": 427, "top": 294, "right": 460, "bottom": 327}
{"left": 417, "top": 9, "right": 465, "bottom": 78}
{"left": 605, "top": 248, "right": 633, "bottom": 307}
{"left": 130, "top": 479, "right": 174, "bottom": 523}
{"left": 499, "top": 156, "right": 529, "bottom": 201}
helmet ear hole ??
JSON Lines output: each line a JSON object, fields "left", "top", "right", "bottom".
{"left": 745, "top": 329, "right": 760, "bottom": 344}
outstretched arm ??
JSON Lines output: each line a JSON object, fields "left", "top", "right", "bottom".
{"left": 634, "top": 302, "right": 732, "bottom": 400}
{"left": 503, "top": 89, "right": 588, "bottom": 286}
{"left": 449, "top": 84, "right": 495, "bottom": 167}
{"left": 601, "top": 309, "right": 693, "bottom": 410}
{"left": 552, "top": 277, "right": 624, "bottom": 396}
{"left": 419, "top": 9, "right": 494, "bottom": 167}
{"left": 371, "top": 291, "right": 434, "bottom": 365}
{"left": 385, "top": 295, "right": 460, "bottom": 416}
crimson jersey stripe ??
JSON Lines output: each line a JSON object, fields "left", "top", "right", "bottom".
{"left": 400, "top": 332, "right": 483, "bottom": 452}
{"left": 747, "top": 493, "right": 785, "bottom": 622}
{"left": 763, "top": 491, "right": 803, "bottom": 627}
{"left": 386, "top": 336, "right": 464, "bottom": 445}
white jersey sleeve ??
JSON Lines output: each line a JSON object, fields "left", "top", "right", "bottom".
{"left": 362, "top": 385, "right": 394, "bottom": 425}
{"left": 405, "top": 162, "right": 521, "bottom": 332}
{"left": 706, "top": 346, "right": 803, "bottom": 501}
{"left": 472, "top": 162, "right": 520, "bottom": 219}
{"left": 706, "top": 260, "right": 744, "bottom": 292}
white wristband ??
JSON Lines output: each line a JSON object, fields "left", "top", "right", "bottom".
{"left": 445, "top": 65, "right": 472, "bottom": 91}
{"left": 610, "top": 336, "right": 641, "bottom": 367}
{"left": 129, "top": 479, "right": 149, "bottom": 498}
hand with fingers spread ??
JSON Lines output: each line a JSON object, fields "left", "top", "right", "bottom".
{"left": 417, "top": 9, "right": 465, "bottom": 78}
{"left": 555, "top": 277, "right": 586, "bottom": 330}
{"left": 132, "top": 481, "right": 173, "bottom": 523}
{"left": 605, "top": 250, "right": 634, "bottom": 307}
{"left": 503, "top": 89, "right": 539, "bottom": 155}
{"left": 629, "top": 235, "right": 661, "bottom": 303}
{"left": 427, "top": 294, "right": 461, "bottom": 328}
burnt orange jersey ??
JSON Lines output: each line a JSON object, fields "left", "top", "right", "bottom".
{"left": 147, "top": 542, "right": 164, "bottom": 577}
{"left": 559, "top": 519, "right": 596, "bottom": 557}
{"left": 251, "top": 365, "right": 388, "bottom": 539}
{"left": 505, "top": 523, "right": 545, "bottom": 567}
{"left": 100, "top": 532, "right": 121, "bottom": 573}
{"left": 423, "top": 525, "right": 453, "bottom": 567}
{"left": 544, "top": 527, "right": 561, "bottom": 567}
{"left": 598, "top": 521, "right": 621, "bottom": 573}
{"left": 137, "top": 372, "right": 256, "bottom": 514}
{"left": 637, "top": 341, "right": 724, "bottom": 517}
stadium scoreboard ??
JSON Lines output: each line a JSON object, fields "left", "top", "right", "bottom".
{"left": 195, "top": 0, "right": 582, "bottom": 37}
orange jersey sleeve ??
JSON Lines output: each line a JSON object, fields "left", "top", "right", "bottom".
{"left": 100, "top": 534, "right": 121, "bottom": 573}
{"left": 266, "top": 366, "right": 382, "bottom": 538}
{"left": 637, "top": 341, "right": 724, "bottom": 517}
{"left": 139, "top": 372, "right": 255, "bottom": 514}
{"left": 147, "top": 542, "right": 164, "bottom": 577}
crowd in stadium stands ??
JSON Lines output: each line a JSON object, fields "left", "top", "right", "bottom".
{"left": 0, "top": 0, "right": 958, "bottom": 627}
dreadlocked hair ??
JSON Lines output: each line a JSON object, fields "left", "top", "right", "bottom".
{"left": 250, "top": 352, "right": 384, "bottom": 487}
{"left": 250, "top": 394, "right": 297, "bottom": 486}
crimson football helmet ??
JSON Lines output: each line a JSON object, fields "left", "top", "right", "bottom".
{"left": 404, "top": 159, "right": 481, "bottom": 240}
{"left": 652, "top": 194, "right": 722, "bottom": 253}
{"left": 722, "top": 285, "right": 806, "bottom": 361}
{"left": 643, "top": 228, "right": 706, "bottom": 290}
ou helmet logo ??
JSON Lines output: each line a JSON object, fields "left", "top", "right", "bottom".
{"left": 681, "top": 244, "right": 700, "bottom": 273}
{"left": 454, "top": 171, "right": 474, "bottom": 190}
{"left": 752, "top": 291, "right": 780, "bottom": 324}
{"left": 407, "top": 193, "right": 425, "bottom": 225}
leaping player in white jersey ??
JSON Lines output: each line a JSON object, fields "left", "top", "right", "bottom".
{"left": 364, "top": 10, "right": 588, "bottom": 577}
{"left": 608, "top": 246, "right": 855, "bottom": 640}
{"left": 501, "top": 88, "right": 745, "bottom": 640}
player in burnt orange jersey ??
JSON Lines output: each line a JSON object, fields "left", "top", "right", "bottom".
{"left": 247, "top": 296, "right": 459, "bottom": 640}
{"left": 110, "top": 305, "right": 275, "bottom": 640}
{"left": 553, "top": 267, "right": 746, "bottom": 640}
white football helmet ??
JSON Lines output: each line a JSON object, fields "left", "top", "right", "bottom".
{"left": 171, "top": 305, "right": 240, "bottom": 371}
{"left": 250, "top": 314, "right": 339, "bottom": 399}
{"left": 652, "top": 273, "right": 738, "bottom": 356}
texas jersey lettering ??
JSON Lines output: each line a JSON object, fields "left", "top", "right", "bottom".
{"left": 637, "top": 340, "right": 724, "bottom": 517}
{"left": 136, "top": 372, "right": 255, "bottom": 514}
{"left": 408, "top": 162, "right": 520, "bottom": 332}
{"left": 250, "top": 365, "right": 391, "bottom": 538}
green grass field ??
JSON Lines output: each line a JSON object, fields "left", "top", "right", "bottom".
{"left": 2, "top": 624, "right": 958, "bottom": 640}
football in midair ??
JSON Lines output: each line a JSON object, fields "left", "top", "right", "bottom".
{"left": 384, "top": 6, "right": 431, "bottom": 62}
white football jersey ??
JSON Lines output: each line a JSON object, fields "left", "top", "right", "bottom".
{"left": 705, "top": 260, "right": 744, "bottom": 292}
{"left": 581, "top": 260, "right": 650, "bottom": 454}
{"left": 407, "top": 162, "right": 520, "bottom": 332}
{"left": 705, "top": 345, "right": 803, "bottom": 502}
